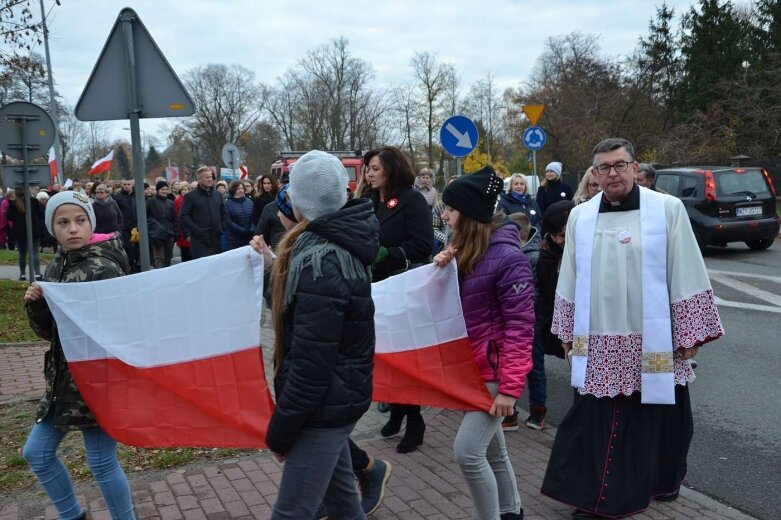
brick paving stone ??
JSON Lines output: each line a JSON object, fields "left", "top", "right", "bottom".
{"left": 158, "top": 503, "right": 183, "bottom": 520}
{"left": 223, "top": 501, "right": 251, "bottom": 518}
{"left": 181, "top": 509, "right": 207, "bottom": 520}
{"left": 175, "top": 495, "right": 199, "bottom": 510}
{"left": 200, "top": 497, "right": 226, "bottom": 515}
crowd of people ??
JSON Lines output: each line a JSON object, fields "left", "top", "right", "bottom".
{"left": 11, "top": 137, "right": 722, "bottom": 520}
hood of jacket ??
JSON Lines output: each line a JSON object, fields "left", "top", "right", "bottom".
{"left": 523, "top": 226, "right": 541, "bottom": 255}
{"left": 306, "top": 198, "right": 380, "bottom": 266}
{"left": 53, "top": 232, "right": 131, "bottom": 276}
{"left": 490, "top": 221, "right": 522, "bottom": 248}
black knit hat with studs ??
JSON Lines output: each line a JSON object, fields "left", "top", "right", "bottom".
{"left": 442, "top": 165, "right": 504, "bottom": 223}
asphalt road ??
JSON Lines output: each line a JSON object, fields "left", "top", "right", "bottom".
{"left": 539, "top": 241, "right": 781, "bottom": 520}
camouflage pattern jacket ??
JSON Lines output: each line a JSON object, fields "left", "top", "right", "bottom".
{"left": 26, "top": 233, "right": 130, "bottom": 431}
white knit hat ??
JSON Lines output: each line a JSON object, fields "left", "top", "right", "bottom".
{"left": 545, "top": 162, "right": 563, "bottom": 178}
{"left": 287, "top": 150, "right": 348, "bottom": 221}
{"left": 45, "top": 190, "right": 96, "bottom": 236}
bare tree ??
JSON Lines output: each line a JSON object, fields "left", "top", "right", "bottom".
{"left": 263, "top": 37, "right": 387, "bottom": 151}
{"left": 410, "top": 52, "right": 456, "bottom": 168}
{"left": 391, "top": 84, "right": 421, "bottom": 169}
{"left": 183, "top": 63, "right": 263, "bottom": 166}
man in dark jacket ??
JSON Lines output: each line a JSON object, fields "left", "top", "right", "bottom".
{"left": 179, "top": 167, "right": 226, "bottom": 259}
{"left": 114, "top": 179, "right": 138, "bottom": 270}
{"left": 146, "top": 181, "right": 176, "bottom": 268}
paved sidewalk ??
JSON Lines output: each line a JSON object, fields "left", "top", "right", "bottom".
{"left": 0, "top": 406, "right": 756, "bottom": 520}
{"left": 0, "top": 340, "right": 756, "bottom": 520}
{"left": 0, "top": 343, "right": 46, "bottom": 404}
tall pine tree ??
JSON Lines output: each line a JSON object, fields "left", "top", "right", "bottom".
{"left": 638, "top": 2, "right": 682, "bottom": 129}
{"left": 680, "top": 0, "right": 751, "bottom": 114}
{"left": 144, "top": 145, "right": 161, "bottom": 174}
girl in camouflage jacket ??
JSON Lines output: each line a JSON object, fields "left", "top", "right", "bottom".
{"left": 23, "top": 191, "right": 135, "bottom": 520}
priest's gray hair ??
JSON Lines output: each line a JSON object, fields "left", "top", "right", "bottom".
{"left": 592, "top": 138, "right": 636, "bottom": 163}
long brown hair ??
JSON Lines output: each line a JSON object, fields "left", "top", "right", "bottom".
{"left": 451, "top": 213, "right": 504, "bottom": 276}
{"left": 271, "top": 218, "right": 310, "bottom": 372}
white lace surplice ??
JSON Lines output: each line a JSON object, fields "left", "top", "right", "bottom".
{"left": 552, "top": 195, "right": 724, "bottom": 398}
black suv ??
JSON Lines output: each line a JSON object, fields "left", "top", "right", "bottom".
{"left": 655, "top": 166, "right": 779, "bottom": 251}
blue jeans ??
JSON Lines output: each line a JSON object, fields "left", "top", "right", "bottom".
{"left": 454, "top": 382, "right": 522, "bottom": 519}
{"left": 526, "top": 335, "right": 547, "bottom": 409}
{"left": 23, "top": 413, "right": 135, "bottom": 520}
{"left": 17, "top": 239, "right": 41, "bottom": 276}
{"left": 271, "top": 423, "right": 365, "bottom": 520}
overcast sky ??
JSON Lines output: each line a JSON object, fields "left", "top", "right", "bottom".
{"left": 39, "top": 0, "right": 695, "bottom": 144}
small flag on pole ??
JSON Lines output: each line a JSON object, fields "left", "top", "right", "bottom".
{"left": 48, "top": 147, "right": 58, "bottom": 182}
{"left": 88, "top": 150, "right": 114, "bottom": 176}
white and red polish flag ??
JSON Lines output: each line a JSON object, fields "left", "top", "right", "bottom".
{"left": 371, "top": 262, "right": 493, "bottom": 412}
{"left": 39, "top": 246, "right": 274, "bottom": 448}
{"left": 165, "top": 160, "right": 179, "bottom": 182}
{"left": 87, "top": 150, "right": 114, "bottom": 176}
{"left": 48, "top": 147, "right": 58, "bottom": 181}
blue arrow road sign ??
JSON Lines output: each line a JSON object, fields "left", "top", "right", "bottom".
{"left": 523, "top": 126, "right": 546, "bottom": 151}
{"left": 440, "top": 115, "right": 478, "bottom": 158}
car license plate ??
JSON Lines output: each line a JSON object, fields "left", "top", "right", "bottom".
{"left": 736, "top": 206, "right": 762, "bottom": 217}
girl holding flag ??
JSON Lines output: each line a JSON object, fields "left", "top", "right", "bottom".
{"left": 22, "top": 191, "right": 135, "bottom": 520}
{"left": 434, "top": 165, "right": 534, "bottom": 520}
{"left": 258, "top": 150, "right": 381, "bottom": 519}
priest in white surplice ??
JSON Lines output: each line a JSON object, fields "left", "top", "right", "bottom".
{"left": 541, "top": 138, "right": 724, "bottom": 519}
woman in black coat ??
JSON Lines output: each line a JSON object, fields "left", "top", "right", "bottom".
{"left": 535, "top": 161, "right": 573, "bottom": 215}
{"left": 6, "top": 188, "right": 44, "bottom": 280}
{"left": 364, "top": 146, "right": 433, "bottom": 453}
{"left": 251, "top": 175, "right": 278, "bottom": 227}
{"left": 496, "top": 173, "right": 543, "bottom": 232}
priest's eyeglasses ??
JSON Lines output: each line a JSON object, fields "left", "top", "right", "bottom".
{"left": 595, "top": 160, "right": 632, "bottom": 175}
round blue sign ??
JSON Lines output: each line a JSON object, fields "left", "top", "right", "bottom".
{"left": 523, "top": 126, "right": 546, "bottom": 151}
{"left": 440, "top": 115, "right": 479, "bottom": 158}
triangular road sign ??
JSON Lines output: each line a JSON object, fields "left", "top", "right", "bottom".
{"left": 522, "top": 104, "right": 545, "bottom": 126}
{"left": 75, "top": 8, "right": 195, "bottom": 121}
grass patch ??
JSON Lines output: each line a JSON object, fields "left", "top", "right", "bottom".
{"left": 0, "top": 400, "right": 254, "bottom": 496}
{"left": 0, "top": 249, "right": 55, "bottom": 266}
{"left": 0, "top": 280, "right": 39, "bottom": 343}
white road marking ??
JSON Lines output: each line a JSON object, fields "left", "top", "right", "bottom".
{"left": 708, "top": 271, "right": 781, "bottom": 307}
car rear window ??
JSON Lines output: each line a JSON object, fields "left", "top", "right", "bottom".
{"left": 344, "top": 165, "right": 358, "bottom": 182}
{"left": 715, "top": 170, "right": 770, "bottom": 196}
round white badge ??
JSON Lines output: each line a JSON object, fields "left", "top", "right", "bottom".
{"left": 560, "top": 192, "right": 566, "bottom": 197}
{"left": 618, "top": 231, "right": 632, "bottom": 244}
{"left": 530, "top": 210, "right": 536, "bottom": 215}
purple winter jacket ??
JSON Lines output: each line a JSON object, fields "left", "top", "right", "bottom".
{"left": 460, "top": 223, "right": 535, "bottom": 398}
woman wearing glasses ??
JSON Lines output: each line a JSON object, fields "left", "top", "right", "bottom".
{"left": 573, "top": 167, "right": 600, "bottom": 205}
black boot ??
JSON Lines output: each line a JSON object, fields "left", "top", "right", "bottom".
{"left": 396, "top": 406, "right": 425, "bottom": 453}
{"left": 501, "top": 510, "right": 524, "bottom": 519}
{"left": 381, "top": 404, "right": 406, "bottom": 437}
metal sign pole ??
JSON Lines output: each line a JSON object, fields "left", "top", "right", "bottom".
{"left": 456, "top": 157, "right": 462, "bottom": 177}
{"left": 121, "top": 12, "right": 151, "bottom": 272}
{"left": 19, "top": 118, "right": 37, "bottom": 281}
{"left": 532, "top": 150, "right": 537, "bottom": 179}
{"left": 39, "top": 0, "right": 63, "bottom": 186}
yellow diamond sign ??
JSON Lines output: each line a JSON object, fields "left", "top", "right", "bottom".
{"left": 522, "top": 104, "right": 545, "bottom": 126}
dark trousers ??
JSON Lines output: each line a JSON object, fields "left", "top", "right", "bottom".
{"left": 180, "top": 246, "right": 192, "bottom": 262}
{"left": 190, "top": 236, "right": 220, "bottom": 259}
{"left": 271, "top": 423, "right": 364, "bottom": 520}
{"left": 121, "top": 229, "right": 139, "bottom": 271}
{"left": 151, "top": 238, "right": 173, "bottom": 268}
{"left": 348, "top": 438, "right": 369, "bottom": 472}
